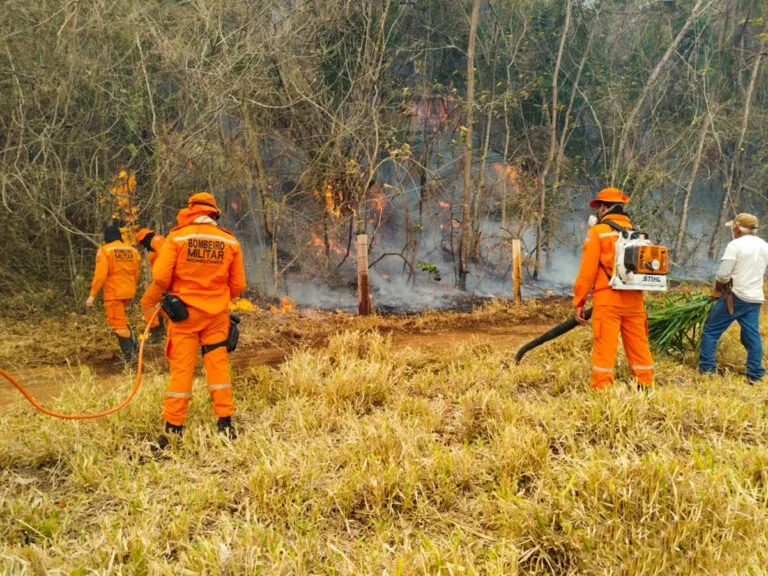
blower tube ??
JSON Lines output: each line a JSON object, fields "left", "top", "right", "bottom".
{"left": 514, "top": 307, "right": 593, "bottom": 364}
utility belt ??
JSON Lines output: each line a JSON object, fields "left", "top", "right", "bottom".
{"left": 201, "top": 315, "right": 240, "bottom": 355}
{"left": 161, "top": 293, "right": 241, "bottom": 354}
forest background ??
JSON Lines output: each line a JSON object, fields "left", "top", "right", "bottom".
{"left": 1, "top": 0, "right": 766, "bottom": 312}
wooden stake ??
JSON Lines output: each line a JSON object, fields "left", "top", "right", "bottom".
{"left": 511, "top": 238, "right": 522, "bottom": 305}
{"left": 357, "top": 234, "right": 371, "bottom": 315}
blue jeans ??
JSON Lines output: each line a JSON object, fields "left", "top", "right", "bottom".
{"left": 698, "top": 294, "right": 765, "bottom": 382}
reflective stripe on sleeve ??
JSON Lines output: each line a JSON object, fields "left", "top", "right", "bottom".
{"left": 598, "top": 232, "right": 620, "bottom": 238}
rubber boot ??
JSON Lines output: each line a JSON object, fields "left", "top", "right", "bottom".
{"left": 217, "top": 416, "right": 237, "bottom": 440}
{"left": 117, "top": 332, "right": 138, "bottom": 365}
{"left": 148, "top": 322, "right": 165, "bottom": 345}
{"left": 154, "top": 421, "right": 183, "bottom": 452}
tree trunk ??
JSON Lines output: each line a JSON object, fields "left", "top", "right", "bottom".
{"left": 547, "top": 17, "right": 594, "bottom": 264}
{"left": 469, "top": 29, "right": 500, "bottom": 262}
{"left": 458, "top": 0, "right": 480, "bottom": 290}
{"left": 500, "top": 93, "right": 511, "bottom": 234}
{"left": 534, "top": 0, "right": 571, "bottom": 279}
{"left": 673, "top": 114, "right": 709, "bottom": 261}
{"left": 612, "top": 0, "right": 711, "bottom": 184}
{"left": 708, "top": 35, "right": 764, "bottom": 258}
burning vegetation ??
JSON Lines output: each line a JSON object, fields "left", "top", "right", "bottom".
{"left": 268, "top": 295, "right": 295, "bottom": 314}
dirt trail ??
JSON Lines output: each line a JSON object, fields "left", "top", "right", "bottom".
{"left": 0, "top": 365, "right": 123, "bottom": 408}
{"left": 389, "top": 323, "right": 554, "bottom": 352}
{"left": 0, "top": 319, "right": 557, "bottom": 410}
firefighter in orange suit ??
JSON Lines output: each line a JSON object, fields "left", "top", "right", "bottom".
{"left": 573, "top": 188, "right": 654, "bottom": 390}
{"left": 136, "top": 228, "right": 167, "bottom": 342}
{"left": 136, "top": 228, "right": 166, "bottom": 269}
{"left": 142, "top": 192, "right": 246, "bottom": 446}
{"left": 85, "top": 225, "right": 140, "bottom": 363}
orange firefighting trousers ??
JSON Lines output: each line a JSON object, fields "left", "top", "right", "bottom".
{"left": 590, "top": 305, "right": 653, "bottom": 390}
{"left": 141, "top": 282, "right": 163, "bottom": 328}
{"left": 105, "top": 300, "right": 131, "bottom": 338}
{"left": 163, "top": 306, "right": 234, "bottom": 426}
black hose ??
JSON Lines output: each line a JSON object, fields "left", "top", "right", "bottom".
{"left": 514, "top": 307, "right": 593, "bottom": 364}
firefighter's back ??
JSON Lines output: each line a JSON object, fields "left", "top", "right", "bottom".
{"left": 165, "top": 223, "right": 244, "bottom": 315}
{"left": 590, "top": 216, "right": 644, "bottom": 310}
{"left": 103, "top": 240, "right": 139, "bottom": 300}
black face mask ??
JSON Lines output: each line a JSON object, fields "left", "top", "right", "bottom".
{"left": 140, "top": 232, "right": 155, "bottom": 251}
{"left": 104, "top": 225, "right": 122, "bottom": 243}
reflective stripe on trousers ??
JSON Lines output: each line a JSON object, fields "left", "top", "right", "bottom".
{"left": 208, "top": 383, "right": 231, "bottom": 390}
{"left": 591, "top": 365, "right": 614, "bottom": 373}
{"left": 591, "top": 305, "right": 654, "bottom": 390}
{"left": 163, "top": 307, "right": 235, "bottom": 426}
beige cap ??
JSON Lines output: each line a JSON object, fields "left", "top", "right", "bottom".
{"left": 726, "top": 213, "right": 758, "bottom": 230}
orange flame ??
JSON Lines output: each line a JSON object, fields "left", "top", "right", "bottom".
{"left": 307, "top": 233, "right": 345, "bottom": 257}
{"left": 324, "top": 183, "right": 342, "bottom": 219}
{"left": 368, "top": 185, "right": 387, "bottom": 211}
{"left": 366, "top": 184, "right": 389, "bottom": 226}
{"left": 269, "top": 296, "right": 295, "bottom": 314}
{"left": 109, "top": 168, "right": 138, "bottom": 243}
{"left": 311, "top": 233, "right": 324, "bottom": 248}
{"left": 328, "top": 238, "right": 346, "bottom": 256}
{"left": 438, "top": 201, "right": 450, "bottom": 208}
{"left": 410, "top": 95, "right": 460, "bottom": 134}
{"left": 230, "top": 298, "right": 256, "bottom": 312}
{"left": 491, "top": 163, "right": 521, "bottom": 195}
{"left": 280, "top": 296, "right": 294, "bottom": 312}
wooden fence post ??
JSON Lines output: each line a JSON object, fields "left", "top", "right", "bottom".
{"left": 357, "top": 234, "right": 371, "bottom": 315}
{"left": 511, "top": 238, "right": 522, "bottom": 305}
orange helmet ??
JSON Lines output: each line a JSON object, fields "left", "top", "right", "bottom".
{"left": 589, "top": 187, "right": 629, "bottom": 208}
{"left": 136, "top": 228, "right": 152, "bottom": 243}
{"left": 188, "top": 192, "right": 221, "bottom": 218}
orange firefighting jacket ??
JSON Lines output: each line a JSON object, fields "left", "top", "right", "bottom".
{"left": 147, "top": 234, "right": 166, "bottom": 269}
{"left": 572, "top": 213, "right": 644, "bottom": 310}
{"left": 149, "top": 208, "right": 247, "bottom": 315}
{"left": 89, "top": 240, "right": 140, "bottom": 300}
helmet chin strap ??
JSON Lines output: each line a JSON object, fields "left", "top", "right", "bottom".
{"left": 598, "top": 203, "right": 625, "bottom": 221}
{"left": 589, "top": 203, "right": 626, "bottom": 228}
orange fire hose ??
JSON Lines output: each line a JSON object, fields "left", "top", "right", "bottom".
{"left": 0, "top": 307, "right": 161, "bottom": 420}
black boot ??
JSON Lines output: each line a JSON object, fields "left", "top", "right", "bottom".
{"left": 217, "top": 416, "right": 237, "bottom": 440}
{"left": 154, "top": 421, "right": 184, "bottom": 452}
{"left": 148, "top": 323, "right": 165, "bottom": 344}
{"left": 117, "top": 332, "right": 138, "bottom": 365}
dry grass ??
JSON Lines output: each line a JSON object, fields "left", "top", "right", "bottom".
{"left": 2, "top": 299, "right": 768, "bottom": 574}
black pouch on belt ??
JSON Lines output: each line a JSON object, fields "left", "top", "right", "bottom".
{"left": 201, "top": 314, "right": 241, "bottom": 355}
{"left": 162, "top": 293, "right": 189, "bottom": 323}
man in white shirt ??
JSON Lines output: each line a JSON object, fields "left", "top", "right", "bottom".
{"left": 699, "top": 213, "right": 768, "bottom": 384}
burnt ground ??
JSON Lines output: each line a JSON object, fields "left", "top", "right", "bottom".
{"left": 0, "top": 297, "right": 572, "bottom": 408}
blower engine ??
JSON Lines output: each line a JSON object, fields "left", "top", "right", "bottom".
{"left": 604, "top": 221, "right": 669, "bottom": 292}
